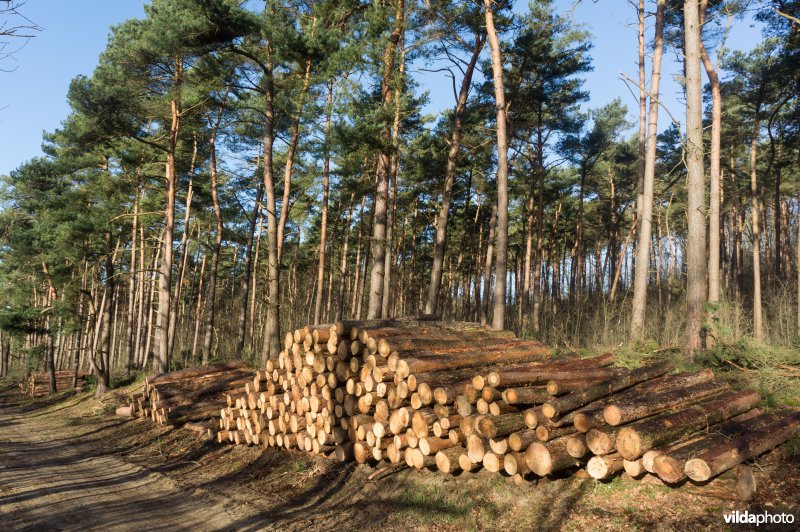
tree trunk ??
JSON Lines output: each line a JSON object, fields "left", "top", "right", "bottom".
{"left": 368, "top": 0, "right": 404, "bottom": 319}
{"left": 683, "top": 0, "right": 706, "bottom": 352}
{"left": 629, "top": 0, "right": 665, "bottom": 341}
{"left": 202, "top": 105, "right": 225, "bottom": 363}
{"left": 261, "top": 55, "right": 281, "bottom": 362}
{"left": 481, "top": 204, "right": 498, "bottom": 326}
{"left": 484, "top": 0, "right": 509, "bottom": 331}
{"left": 96, "top": 233, "right": 114, "bottom": 397}
{"left": 700, "top": 2, "right": 722, "bottom": 348}
{"left": 383, "top": 26, "right": 406, "bottom": 319}
{"left": 635, "top": 0, "right": 646, "bottom": 224}
{"left": 237, "top": 178, "right": 263, "bottom": 353}
{"left": 124, "top": 188, "right": 139, "bottom": 374}
{"left": 336, "top": 193, "right": 356, "bottom": 321}
{"left": 425, "top": 32, "right": 484, "bottom": 315}
{"left": 277, "top": 60, "right": 312, "bottom": 263}
{"left": 750, "top": 118, "right": 764, "bottom": 341}
{"left": 314, "top": 80, "right": 334, "bottom": 325}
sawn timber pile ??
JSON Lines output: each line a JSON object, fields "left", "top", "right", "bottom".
{"left": 135, "top": 318, "right": 800, "bottom": 501}
{"left": 20, "top": 370, "right": 87, "bottom": 397}
{"left": 130, "top": 360, "right": 255, "bottom": 428}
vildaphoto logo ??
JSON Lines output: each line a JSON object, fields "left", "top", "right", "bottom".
{"left": 723, "top": 510, "right": 795, "bottom": 526}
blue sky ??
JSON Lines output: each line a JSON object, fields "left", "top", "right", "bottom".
{"left": 0, "top": 1, "right": 764, "bottom": 176}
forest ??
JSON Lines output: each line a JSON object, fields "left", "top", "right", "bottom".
{"left": 0, "top": 0, "right": 798, "bottom": 396}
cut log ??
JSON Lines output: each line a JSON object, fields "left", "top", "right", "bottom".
{"left": 636, "top": 465, "right": 758, "bottom": 502}
{"left": 147, "top": 360, "right": 246, "bottom": 387}
{"left": 603, "top": 380, "right": 729, "bottom": 426}
{"left": 587, "top": 453, "right": 624, "bottom": 480}
{"left": 542, "top": 361, "right": 674, "bottom": 419}
{"left": 435, "top": 445, "right": 464, "bottom": 474}
{"left": 615, "top": 390, "right": 761, "bottom": 460}
{"left": 652, "top": 410, "right": 777, "bottom": 483}
{"left": 508, "top": 428, "right": 538, "bottom": 452}
{"left": 485, "top": 352, "right": 615, "bottom": 388}
{"left": 572, "top": 370, "right": 716, "bottom": 433}
{"left": 475, "top": 412, "right": 528, "bottom": 439}
{"left": 684, "top": 410, "right": 800, "bottom": 482}
{"left": 566, "top": 434, "right": 588, "bottom": 458}
{"left": 503, "top": 451, "right": 531, "bottom": 476}
{"left": 524, "top": 437, "right": 580, "bottom": 476}
{"left": 502, "top": 387, "right": 551, "bottom": 405}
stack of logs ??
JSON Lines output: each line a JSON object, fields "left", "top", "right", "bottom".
{"left": 141, "top": 318, "right": 800, "bottom": 501}
{"left": 20, "top": 370, "right": 87, "bottom": 397}
{"left": 130, "top": 360, "right": 255, "bottom": 428}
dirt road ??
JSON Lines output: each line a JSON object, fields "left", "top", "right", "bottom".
{"left": 0, "top": 399, "right": 258, "bottom": 531}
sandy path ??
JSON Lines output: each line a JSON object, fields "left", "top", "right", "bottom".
{"left": 0, "top": 403, "right": 260, "bottom": 531}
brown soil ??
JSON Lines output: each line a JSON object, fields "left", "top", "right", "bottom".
{"left": 1, "top": 382, "right": 798, "bottom": 531}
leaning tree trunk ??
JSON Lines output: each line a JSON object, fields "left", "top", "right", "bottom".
{"left": 483, "top": 0, "right": 509, "bottom": 331}
{"left": 629, "top": 0, "right": 665, "bottom": 341}
{"left": 683, "top": 0, "right": 706, "bottom": 352}
{"left": 425, "top": 32, "right": 484, "bottom": 316}
{"left": 367, "top": 0, "right": 404, "bottom": 320}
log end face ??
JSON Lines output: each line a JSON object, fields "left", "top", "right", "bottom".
{"left": 525, "top": 442, "right": 551, "bottom": 476}
{"left": 587, "top": 456, "right": 609, "bottom": 479}
{"left": 653, "top": 455, "right": 684, "bottom": 484}
{"left": 542, "top": 403, "right": 556, "bottom": 419}
{"left": 684, "top": 458, "right": 712, "bottom": 482}
{"left": 566, "top": 435, "right": 588, "bottom": 458}
{"left": 604, "top": 405, "right": 621, "bottom": 426}
{"left": 616, "top": 427, "right": 641, "bottom": 461}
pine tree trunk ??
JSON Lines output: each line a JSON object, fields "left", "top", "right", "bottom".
{"left": 484, "top": 0, "right": 509, "bottom": 331}
{"left": 481, "top": 204, "right": 498, "bottom": 326}
{"left": 683, "top": 0, "right": 707, "bottom": 352}
{"left": 425, "top": 33, "right": 484, "bottom": 316}
{"left": 336, "top": 193, "right": 356, "bottom": 321}
{"left": 351, "top": 194, "right": 366, "bottom": 316}
{"left": 315, "top": 80, "right": 334, "bottom": 325}
{"left": 532, "top": 132, "right": 545, "bottom": 332}
{"left": 383, "top": 27, "right": 405, "bottom": 318}
{"left": 202, "top": 106, "right": 225, "bottom": 364}
{"left": 124, "top": 188, "right": 139, "bottom": 373}
{"left": 368, "top": 1, "right": 404, "bottom": 319}
{"left": 700, "top": 1, "right": 722, "bottom": 348}
{"left": 277, "top": 60, "right": 312, "bottom": 263}
{"left": 236, "top": 179, "right": 262, "bottom": 354}
{"left": 635, "top": 0, "right": 646, "bottom": 223}
{"left": 629, "top": 0, "right": 665, "bottom": 341}
{"left": 261, "top": 56, "right": 281, "bottom": 362}
{"left": 155, "top": 59, "right": 182, "bottom": 372}
{"left": 750, "top": 119, "right": 764, "bottom": 341}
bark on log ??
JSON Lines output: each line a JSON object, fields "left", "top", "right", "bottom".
{"left": 604, "top": 380, "right": 729, "bottom": 426}
{"left": 542, "top": 361, "right": 673, "bottom": 419}
{"left": 684, "top": 410, "right": 800, "bottom": 482}
{"left": 615, "top": 390, "right": 761, "bottom": 460}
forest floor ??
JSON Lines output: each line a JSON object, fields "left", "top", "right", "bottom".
{"left": 1, "top": 381, "right": 800, "bottom": 531}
